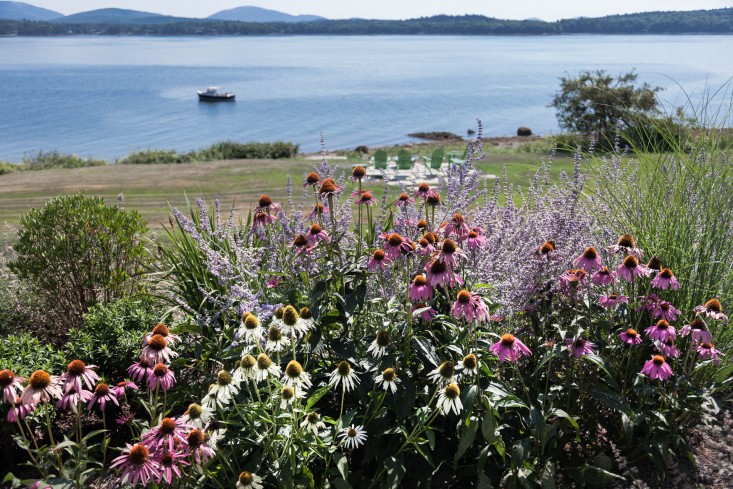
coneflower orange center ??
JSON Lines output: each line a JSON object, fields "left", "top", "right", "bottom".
{"left": 540, "top": 241, "right": 555, "bottom": 253}
{"left": 452, "top": 213, "right": 464, "bottom": 224}
{"left": 153, "top": 363, "right": 168, "bottom": 376}
{"left": 438, "top": 361, "right": 455, "bottom": 378}
{"left": 187, "top": 428, "right": 205, "bottom": 447}
{"left": 256, "top": 354, "right": 272, "bottom": 370}
{"left": 656, "top": 320, "right": 670, "bottom": 329}
{"left": 187, "top": 403, "right": 203, "bottom": 417}
{"left": 152, "top": 323, "right": 170, "bottom": 336}
{"left": 442, "top": 239, "right": 457, "bottom": 254}
{"left": 282, "top": 306, "right": 299, "bottom": 326}
{"left": 281, "top": 386, "right": 295, "bottom": 400}
{"left": 468, "top": 231, "right": 478, "bottom": 239}
{"left": 413, "top": 275, "right": 427, "bottom": 286}
{"left": 352, "top": 165, "right": 366, "bottom": 178}
{"left": 501, "top": 334, "right": 515, "bottom": 346}
{"left": 617, "top": 234, "right": 635, "bottom": 248}
{"left": 626, "top": 329, "right": 638, "bottom": 337}
{"left": 691, "top": 319, "right": 707, "bottom": 330}
{"left": 652, "top": 355, "right": 665, "bottom": 365}
{"left": 319, "top": 179, "right": 337, "bottom": 193}
{"left": 128, "top": 444, "right": 149, "bottom": 465}
{"left": 426, "top": 194, "right": 440, "bottom": 205}
{"left": 417, "top": 219, "right": 428, "bottom": 229}
{"left": 217, "top": 370, "right": 232, "bottom": 385}
{"left": 705, "top": 298, "right": 722, "bottom": 312}
{"left": 160, "top": 417, "right": 176, "bottom": 434}
{"left": 244, "top": 315, "right": 260, "bottom": 330}
{"left": 0, "top": 369, "right": 14, "bottom": 386}
{"left": 286, "top": 360, "right": 303, "bottom": 378}
{"left": 418, "top": 182, "right": 430, "bottom": 192}
{"left": 309, "top": 224, "right": 322, "bottom": 234}
{"left": 147, "top": 334, "right": 168, "bottom": 351}
{"left": 457, "top": 290, "right": 472, "bottom": 304}
{"left": 293, "top": 234, "right": 308, "bottom": 246}
{"left": 429, "top": 260, "right": 446, "bottom": 274}
{"left": 701, "top": 342, "right": 714, "bottom": 349}
{"left": 372, "top": 249, "right": 386, "bottom": 260}
{"left": 67, "top": 359, "right": 87, "bottom": 376}
{"left": 382, "top": 368, "right": 396, "bottom": 382}
{"left": 94, "top": 383, "right": 110, "bottom": 395}
{"left": 582, "top": 247, "right": 598, "bottom": 259}
{"left": 241, "top": 355, "right": 256, "bottom": 369}
{"left": 388, "top": 233, "right": 403, "bottom": 246}
{"left": 659, "top": 268, "right": 673, "bottom": 278}
{"left": 29, "top": 370, "right": 51, "bottom": 389}
{"left": 647, "top": 257, "right": 662, "bottom": 270}
{"left": 376, "top": 330, "right": 390, "bottom": 346}
{"left": 268, "top": 327, "right": 282, "bottom": 341}
{"left": 463, "top": 354, "right": 477, "bottom": 369}
{"left": 359, "top": 191, "right": 373, "bottom": 201}
{"left": 347, "top": 428, "right": 357, "bottom": 437}
{"left": 622, "top": 255, "right": 639, "bottom": 268}
{"left": 306, "top": 172, "right": 320, "bottom": 185}
{"left": 398, "top": 192, "right": 409, "bottom": 201}
{"left": 300, "top": 307, "right": 313, "bottom": 319}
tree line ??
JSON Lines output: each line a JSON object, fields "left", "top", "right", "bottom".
{"left": 0, "top": 8, "right": 732, "bottom": 36}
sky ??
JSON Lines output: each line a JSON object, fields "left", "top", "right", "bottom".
{"left": 26, "top": 0, "right": 733, "bottom": 20}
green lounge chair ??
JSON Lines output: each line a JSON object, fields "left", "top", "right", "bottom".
{"left": 429, "top": 148, "right": 444, "bottom": 170}
{"left": 373, "top": 149, "right": 388, "bottom": 170}
{"left": 396, "top": 149, "right": 413, "bottom": 170}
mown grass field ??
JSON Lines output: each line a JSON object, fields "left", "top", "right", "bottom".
{"left": 0, "top": 143, "right": 576, "bottom": 232}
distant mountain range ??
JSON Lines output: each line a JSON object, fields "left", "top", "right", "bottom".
{"left": 0, "top": 1, "right": 60, "bottom": 20}
{"left": 208, "top": 6, "right": 325, "bottom": 23}
{"left": 55, "top": 8, "right": 187, "bottom": 25}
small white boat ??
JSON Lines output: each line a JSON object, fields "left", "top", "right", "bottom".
{"left": 197, "top": 87, "right": 235, "bottom": 101}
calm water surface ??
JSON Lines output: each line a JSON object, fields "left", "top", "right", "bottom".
{"left": 0, "top": 35, "right": 732, "bottom": 161}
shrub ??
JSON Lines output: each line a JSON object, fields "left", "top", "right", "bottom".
{"left": 116, "top": 149, "right": 194, "bottom": 165}
{"left": 21, "top": 150, "right": 107, "bottom": 170}
{"left": 195, "top": 140, "right": 299, "bottom": 160}
{"left": 64, "top": 296, "right": 165, "bottom": 380}
{"left": 9, "top": 193, "right": 150, "bottom": 335}
{"left": 0, "top": 162, "right": 17, "bottom": 175}
{"left": 0, "top": 332, "right": 65, "bottom": 376}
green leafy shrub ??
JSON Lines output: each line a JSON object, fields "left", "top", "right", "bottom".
{"left": 0, "top": 161, "right": 17, "bottom": 175}
{"left": 195, "top": 140, "right": 299, "bottom": 160}
{"left": 9, "top": 193, "right": 150, "bottom": 335}
{"left": 0, "top": 333, "right": 65, "bottom": 376}
{"left": 64, "top": 296, "right": 164, "bottom": 380}
{"left": 21, "top": 150, "right": 108, "bottom": 170}
{"left": 117, "top": 149, "right": 195, "bottom": 165}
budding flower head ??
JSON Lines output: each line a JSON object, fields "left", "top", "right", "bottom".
{"left": 256, "top": 353, "right": 272, "bottom": 370}
{"left": 29, "top": 370, "right": 51, "bottom": 389}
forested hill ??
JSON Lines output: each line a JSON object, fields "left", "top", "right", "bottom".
{"left": 1, "top": 8, "right": 732, "bottom": 36}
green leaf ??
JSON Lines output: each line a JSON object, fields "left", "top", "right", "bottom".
{"left": 454, "top": 418, "right": 479, "bottom": 462}
{"left": 384, "top": 456, "right": 407, "bottom": 489}
{"left": 412, "top": 336, "right": 439, "bottom": 368}
{"left": 482, "top": 410, "right": 498, "bottom": 444}
{"left": 334, "top": 452, "right": 349, "bottom": 481}
{"left": 306, "top": 384, "right": 331, "bottom": 411}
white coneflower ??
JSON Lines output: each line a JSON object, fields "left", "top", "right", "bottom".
{"left": 280, "top": 305, "right": 304, "bottom": 337}
{"left": 235, "top": 355, "right": 257, "bottom": 382}
{"left": 436, "top": 383, "right": 463, "bottom": 416}
{"left": 279, "top": 385, "right": 305, "bottom": 410}
{"left": 329, "top": 361, "right": 360, "bottom": 392}
{"left": 180, "top": 403, "right": 214, "bottom": 429}
{"left": 239, "top": 314, "right": 264, "bottom": 344}
{"left": 298, "top": 307, "right": 315, "bottom": 335}
{"left": 375, "top": 368, "right": 400, "bottom": 394}
{"left": 460, "top": 354, "right": 479, "bottom": 379}
{"left": 367, "top": 330, "right": 390, "bottom": 358}
{"left": 300, "top": 412, "right": 326, "bottom": 435}
{"left": 428, "top": 361, "right": 456, "bottom": 386}
{"left": 305, "top": 331, "right": 326, "bottom": 355}
{"left": 203, "top": 370, "right": 239, "bottom": 406}
{"left": 265, "top": 326, "right": 290, "bottom": 353}
{"left": 236, "top": 471, "right": 264, "bottom": 489}
{"left": 282, "top": 360, "right": 312, "bottom": 388}
{"left": 254, "top": 354, "right": 281, "bottom": 383}
{"left": 338, "top": 425, "right": 368, "bottom": 450}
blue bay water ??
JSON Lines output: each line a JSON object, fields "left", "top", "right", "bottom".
{"left": 0, "top": 35, "right": 732, "bottom": 161}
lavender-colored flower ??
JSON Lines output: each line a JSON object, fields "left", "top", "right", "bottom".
{"left": 110, "top": 444, "right": 160, "bottom": 487}
{"left": 652, "top": 300, "right": 680, "bottom": 323}
{"left": 694, "top": 298, "right": 728, "bottom": 323}
{"left": 645, "top": 320, "right": 676, "bottom": 342}
{"left": 60, "top": 360, "right": 99, "bottom": 395}
{"left": 451, "top": 290, "right": 489, "bottom": 323}
{"left": 619, "top": 328, "right": 642, "bottom": 345}
{"left": 57, "top": 387, "right": 93, "bottom": 411}
{"left": 88, "top": 383, "right": 120, "bottom": 412}
{"left": 566, "top": 338, "right": 595, "bottom": 358}
{"left": 641, "top": 355, "right": 673, "bottom": 380}
{"left": 616, "top": 255, "right": 650, "bottom": 282}
{"left": 657, "top": 338, "right": 680, "bottom": 359}
{"left": 140, "top": 334, "right": 178, "bottom": 366}
{"left": 651, "top": 268, "right": 680, "bottom": 290}
{"left": 598, "top": 294, "right": 628, "bottom": 309}
{"left": 489, "top": 334, "right": 532, "bottom": 363}
{"left": 409, "top": 275, "right": 433, "bottom": 302}
{"left": 155, "top": 450, "right": 188, "bottom": 485}
{"left": 367, "top": 249, "right": 390, "bottom": 271}
{"left": 142, "top": 417, "right": 191, "bottom": 453}
{"left": 411, "top": 303, "right": 437, "bottom": 322}
{"left": 0, "top": 370, "right": 25, "bottom": 404}
{"left": 147, "top": 363, "right": 177, "bottom": 392}
{"left": 7, "top": 397, "right": 35, "bottom": 423}
{"left": 679, "top": 318, "right": 713, "bottom": 344}
{"left": 698, "top": 342, "right": 723, "bottom": 363}
{"left": 425, "top": 260, "right": 463, "bottom": 288}
{"left": 127, "top": 360, "right": 153, "bottom": 384}
{"left": 573, "top": 246, "right": 603, "bottom": 272}
{"left": 591, "top": 266, "right": 616, "bottom": 286}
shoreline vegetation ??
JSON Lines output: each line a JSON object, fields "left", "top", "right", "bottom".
{"left": 1, "top": 8, "right": 733, "bottom": 36}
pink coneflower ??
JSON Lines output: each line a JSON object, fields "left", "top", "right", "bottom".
{"left": 354, "top": 191, "right": 374, "bottom": 206}
{"left": 679, "top": 318, "right": 713, "bottom": 344}
{"left": 384, "top": 233, "right": 413, "bottom": 259}
{"left": 645, "top": 320, "right": 676, "bottom": 342}
{"left": 394, "top": 192, "right": 413, "bottom": 208}
{"left": 88, "top": 383, "right": 119, "bottom": 412}
{"left": 292, "top": 234, "right": 312, "bottom": 254}
{"left": 436, "top": 239, "right": 466, "bottom": 267}
{"left": 351, "top": 165, "right": 367, "bottom": 181}
{"left": 309, "top": 202, "right": 329, "bottom": 220}
{"left": 110, "top": 444, "right": 160, "bottom": 487}
{"left": 651, "top": 268, "right": 680, "bottom": 290}
{"left": 646, "top": 256, "right": 662, "bottom": 273}
{"left": 148, "top": 363, "right": 177, "bottom": 392}
{"left": 599, "top": 294, "right": 628, "bottom": 309}
{"left": 451, "top": 290, "right": 489, "bottom": 323}
{"left": 307, "top": 223, "right": 329, "bottom": 245}
{"left": 367, "top": 249, "right": 390, "bottom": 271}
{"left": 255, "top": 194, "right": 281, "bottom": 214}
{"left": 60, "top": 360, "right": 99, "bottom": 395}
{"left": 266, "top": 277, "right": 281, "bottom": 288}
{"left": 443, "top": 213, "right": 471, "bottom": 240}
{"left": 7, "top": 397, "right": 35, "bottom": 423}
{"left": 417, "top": 237, "right": 436, "bottom": 256}
{"left": 304, "top": 171, "right": 321, "bottom": 188}
{"left": 20, "top": 370, "right": 62, "bottom": 405}
{"left": 536, "top": 240, "right": 556, "bottom": 260}
{"left": 425, "top": 190, "right": 441, "bottom": 206}
{"left": 0, "top": 370, "right": 25, "bottom": 404}
{"left": 591, "top": 266, "right": 616, "bottom": 286}
{"left": 142, "top": 323, "right": 181, "bottom": 347}
{"left": 464, "top": 228, "right": 487, "bottom": 250}
{"left": 127, "top": 359, "right": 153, "bottom": 384}
{"left": 641, "top": 355, "right": 673, "bottom": 380}
{"left": 186, "top": 428, "right": 216, "bottom": 464}
{"left": 574, "top": 246, "right": 603, "bottom": 272}
{"left": 658, "top": 338, "right": 681, "bottom": 358}
{"left": 652, "top": 300, "right": 680, "bottom": 323}
{"left": 698, "top": 342, "right": 723, "bottom": 363}
{"left": 489, "top": 334, "right": 532, "bottom": 363}
{"left": 142, "top": 417, "right": 191, "bottom": 452}
{"left": 414, "top": 182, "right": 431, "bottom": 199}
{"left": 318, "top": 177, "right": 342, "bottom": 196}
{"left": 619, "top": 328, "right": 642, "bottom": 345}
{"left": 411, "top": 303, "right": 437, "bottom": 322}
{"left": 57, "top": 387, "right": 93, "bottom": 411}
{"left": 409, "top": 275, "right": 433, "bottom": 302}
{"left": 566, "top": 338, "right": 595, "bottom": 358}
{"left": 694, "top": 298, "right": 728, "bottom": 323}
{"left": 141, "top": 334, "right": 178, "bottom": 365}
{"left": 155, "top": 450, "right": 188, "bottom": 485}
{"left": 112, "top": 381, "right": 139, "bottom": 398}
{"left": 607, "top": 234, "right": 643, "bottom": 258}
{"left": 616, "top": 255, "right": 650, "bottom": 283}
{"left": 559, "top": 269, "right": 587, "bottom": 291}
{"left": 425, "top": 259, "right": 463, "bottom": 288}
{"left": 252, "top": 211, "right": 277, "bottom": 229}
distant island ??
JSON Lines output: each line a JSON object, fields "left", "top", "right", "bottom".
{"left": 0, "top": 1, "right": 732, "bottom": 36}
